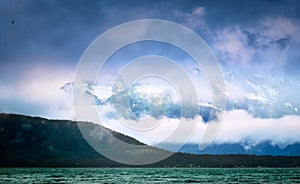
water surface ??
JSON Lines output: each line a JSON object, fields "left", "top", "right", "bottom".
{"left": 0, "top": 168, "right": 299, "bottom": 183}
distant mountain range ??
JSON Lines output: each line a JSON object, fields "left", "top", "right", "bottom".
{"left": 73, "top": 72, "right": 300, "bottom": 123}
{"left": 158, "top": 142, "right": 300, "bottom": 156}
{"left": 0, "top": 113, "right": 299, "bottom": 167}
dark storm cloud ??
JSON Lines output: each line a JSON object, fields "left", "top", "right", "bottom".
{"left": 0, "top": 0, "right": 105, "bottom": 65}
{"left": 1, "top": 0, "right": 299, "bottom": 73}
{"left": 198, "top": 0, "right": 300, "bottom": 28}
{"left": 0, "top": 0, "right": 205, "bottom": 84}
{"left": 0, "top": 0, "right": 182, "bottom": 81}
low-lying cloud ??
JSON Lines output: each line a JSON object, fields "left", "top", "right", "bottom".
{"left": 95, "top": 102, "right": 300, "bottom": 150}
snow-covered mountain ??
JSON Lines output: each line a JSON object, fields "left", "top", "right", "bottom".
{"left": 225, "top": 72, "right": 300, "bottom": 118}
{"left": 80, "top": 79, "right": 219, "bottom": 123}
{"left": 67, "top": 72, "right": 300, "bottom": 122}
{"left": 61, "top": 72, "right": 300, "bottom": 155}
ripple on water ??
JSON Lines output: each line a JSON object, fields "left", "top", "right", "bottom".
{"left": 0, "top": 168, "right": 300, "bottom": 183}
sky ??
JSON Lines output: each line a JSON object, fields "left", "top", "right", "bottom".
{"left": 1, "top": 0, "right": 300, "bottom": 148}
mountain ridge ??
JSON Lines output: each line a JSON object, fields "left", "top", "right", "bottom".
{"left": 0, "top": 113, "right": 299, "bottom": 167}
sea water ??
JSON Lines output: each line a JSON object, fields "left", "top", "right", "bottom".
{"left": 0, "top": 168, "right": 299, "bottom": 183}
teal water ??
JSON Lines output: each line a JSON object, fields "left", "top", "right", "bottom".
{"left": 0, "top": 168, "right": 299, "bottom": 183}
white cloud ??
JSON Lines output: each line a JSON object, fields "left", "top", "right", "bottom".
{"left": 213, "top": 27, "right": 255, "bottom": 65}
{"left": 210, "top": 110, "right": 300, "bottom": 149}
{"left": 175, "top": 6, "right": 206, "bottom": 30}
{"left": 96, "top": 110, "right": 205, "bottom": 146}
{"left": 192, "top": 7, "right": 205, "bottom": 15}
{"left": 243, "top": 17, "right": 300, "bottom": 70}
{"left": 0, "top": 64, "right": 75, "bottom": 119}
{"left": 252, "top": 16, "right": 298, "bottom": 45}
{"left": 94, "top": 105, "right": 300, "bottom": 149}
{"left": 210, "top": 16, "right": 300, "bottom": 71}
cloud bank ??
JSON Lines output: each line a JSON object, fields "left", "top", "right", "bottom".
{"left": 95, "top": 103, "right": 300, "bottom": 149}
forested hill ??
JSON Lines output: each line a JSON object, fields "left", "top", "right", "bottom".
{"left": 0, "top": 113, "right": 299, "bottom": 167}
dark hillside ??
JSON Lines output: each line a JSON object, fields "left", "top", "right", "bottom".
{"left": 0, "top": 113, "right": 299, "bottom": 167}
